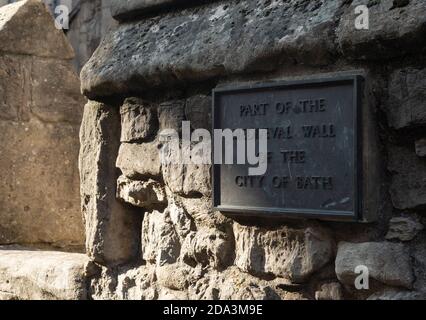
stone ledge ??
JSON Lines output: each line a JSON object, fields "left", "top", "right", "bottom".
{"left": 0, "top": 248, "right": 96, "bottom": 300}
{"left": 81, "top": 0, "right": 426, "bottom": 99}
{"left": 81, "top": 0, "right": 342, "bottom": 98}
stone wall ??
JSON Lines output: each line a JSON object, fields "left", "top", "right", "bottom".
{"left": 78, "top": 0, "right": 426, "bottom": 300}
{"left": 0, "top": 0, "right": 117, "bottom": 72}
{"left": 0, "top": 0, "right": 85, "bottom": 249}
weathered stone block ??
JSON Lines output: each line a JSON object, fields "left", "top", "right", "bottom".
{"left": 116, "top": 141, "right": 162, "bottom": 178}
{"left": 387, "top": 67, "right": 426, "bottom": 129}
{"left": 81, "top": 0, "right": 341, "bottom": 98}
{"left": 141, "top": 209, "right": 180, "bottom": 266}
{"left": 233, "top": 223, "right": 334, "bottom": 283}
{"left": 388, "top": 145, "right": 426, "bottom": 210}
{"left": 0, "top": 0, "right": 74, "bottom": 59}
{"left": 120, "top": 97, "right": 156, "bottom": 142}
{"left": 79, "top": 101, "right": 142, "bottom": 266}
{"left": 185, "top": 94, "right": 212, "bottom": 130}
{"left": 0, "top": 248, "right": 96, "bottom": 300}
{"left": 335, "top": 242, "right": 414, "bottom": 289}
{"left": 116, "top": 175, "right": 166, "bottom": 209}
{"left": 385, "top": 216, "right": 423, "bottom": 241}
{"left": 158, "top": 100, "right": 185, "bottom": 134}
{"left": 161, "top": 139, "right": 211, "bottom": 196}
{"left": 181, "top": 228, "right": 233, "bottom": 270}
{"left": 337, "top": 0, "right": 426, "bottom": 60}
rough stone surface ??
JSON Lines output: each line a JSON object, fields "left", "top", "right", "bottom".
{"left": 117, "top": 175, "right": 166, "bottom": 209}
{"left": 158, "top": 100, "right": 185, "bottom": 134}
{"left": 161, "top": 140, "right": 211, "bottom": 196}
{"left": 335, "top": 242, "right": 414, "bottom": 289}
{"left": 368, "top": 288, "right": 426, "bottom": 300}
{"left": 0, "top": 0, "right": 74, "bottom": 58}
{"left": 141, "top": 209, "right": 181, "bottom": 266}
{"left": 336, "top": 0, "right": 426, "bottom": 60}
{"left": 0, "top": 247, "right": 96, "bottom": 300}
{"left": 315, "top": 282, "right": 343, "bottom": 300}
{"left": 120, "top": 97, "right": 156, "bottom": 142}
{"left": 116, "top": 141, "right": 162, "bottom": 178}
{"left": 234, "top": 223, "right": 334, "bottom": 283}
{"left": 388, "top": 145, "right": 426, "bottom": 210}
{"left": 180, "top": 228, "right": 233, "bottom": 270}
{"left": 185, "top": 94, "right": 212, "bottom": 130}
{"left": 81, "top": 0, "right": 342, "bottom": 98}
{"left": 73, "top": 0, "right": 426, "bottom": 302}
{"left": 388, "top": 67, "right": 426, "bottom": 129}
{"left": 79, "top": 101, "right": 142, "bottom": 266}
{"left": 385, "top": 216, "right": 423, "bottom": 241}
{"left": 163, "top": 162, "right": 211, "bottom": 197}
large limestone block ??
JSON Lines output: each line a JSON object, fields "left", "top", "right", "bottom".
{"left": 0, "top": 248, "right": 95, "bottom": 300}
{"left": 0, "top": 0, "right": 74, "bottom": 59}
{"left": 0, "top": 118, "right": 84, "bottom": 247}
{"left": 79, "top": 101, "right": 142, "bottom": 266}
{"left": 337, "top": 0, "right": 426, "bottom": 59}
{"left": 233, "top": 223, "right": 334, "bottom": 283}
{"left": 81, "top": 0, "right": 342, "bottom": 98}
{"left": 116, "top": 141, "right": 162, "bottom": 178}
{"left": 335, "top": 242, "right": 414, "bottom": 289}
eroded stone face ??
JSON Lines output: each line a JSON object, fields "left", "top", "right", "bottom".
{"left": 120, "top": 97, "right": 157, "bottom": 142}
{"left": 79, "top": 101, "right": 142, "bottom": 266}
{"left": 336, "top": 0, "right": 426, "bottom": 59}
{"left": 233, "top": 223, "right": 334, "bottom": 283}
{"left": 117, "top": 175, "right": 166, "bottom": 209}
{"left": 335, "top": 242, "right": 414, "bottom": 289}
{"left": 116, "top": 141, "right": 162, "bottom": 178}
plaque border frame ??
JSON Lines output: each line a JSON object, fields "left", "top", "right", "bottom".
{"left": 212, "top": 74, "right": 364, "bottom": 222}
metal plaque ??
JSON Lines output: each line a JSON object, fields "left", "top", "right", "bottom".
{"left": 212, "top": 75, "right": 363, "bottom": 221}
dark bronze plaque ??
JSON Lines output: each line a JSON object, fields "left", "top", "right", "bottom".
{"left": 212, "top": 75, "right": 363, "bottom": 221}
